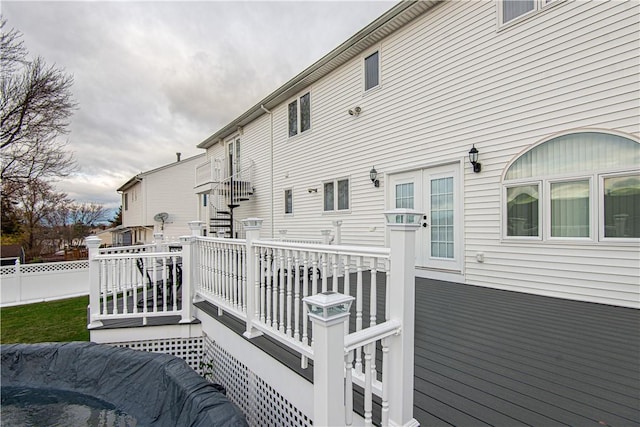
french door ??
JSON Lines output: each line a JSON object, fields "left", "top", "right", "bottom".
{"left": 389, "top": 164, "right": 461, "bottom": 271}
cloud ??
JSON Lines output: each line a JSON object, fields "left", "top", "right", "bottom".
{"left": 3, "top": 1, "right": 394, "bottom": 209}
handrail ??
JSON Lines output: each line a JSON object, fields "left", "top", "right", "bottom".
{"left": 344, "top": 320, "right": 400, "bottom": 352}
{"left": 254, "top": 240, "right": 390, "bottom": 259}
{"left": 95, "top": 251, "right": 182, "bottom": 260}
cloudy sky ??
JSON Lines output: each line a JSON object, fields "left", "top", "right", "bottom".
{"left": 3, "top": 0, "right": 394, "bottom": 211}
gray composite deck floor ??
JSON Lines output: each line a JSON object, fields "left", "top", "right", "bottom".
{"left": 197, "top": 277, "right": 640, "bottom": 427}
{"left": 96, "top": 276, "right": 640, "bottom": 426}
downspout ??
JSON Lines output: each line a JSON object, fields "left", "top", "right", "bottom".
{"left": 260, "top": 104, "right": 274, "bottom": 238}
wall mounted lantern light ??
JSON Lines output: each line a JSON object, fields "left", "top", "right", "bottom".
{"left": 469, "top": 145, "right": 481, "bottom": 173}
{"left": 370, "top": 166, "right": 380, "bottom": 187}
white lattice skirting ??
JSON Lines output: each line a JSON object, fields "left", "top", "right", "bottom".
{"left": 107, "top": 335, "right": 313, "bottom": 427}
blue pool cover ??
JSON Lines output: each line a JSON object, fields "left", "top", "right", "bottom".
{"left": 1, "top": 342, "right": 248, "bottom": 426}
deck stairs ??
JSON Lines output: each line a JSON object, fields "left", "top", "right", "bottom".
{"left": 209, "top": 161, "right": 254, "bottom": 238}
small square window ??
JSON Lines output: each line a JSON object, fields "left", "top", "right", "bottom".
{"left": 364, "top": 51, "right": 379, "bottom": 91}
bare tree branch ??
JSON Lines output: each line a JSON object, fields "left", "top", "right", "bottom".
{"left": 1, "top": 18, "right": 77, "bottom": 190}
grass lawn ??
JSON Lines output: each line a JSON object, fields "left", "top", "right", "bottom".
{"left": 1, "top": 296, "right": 90, "bottom": 343}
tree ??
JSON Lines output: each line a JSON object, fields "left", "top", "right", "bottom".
{"left": 1, "top": 19, "right": 76, "bottom": 196}
{"left": 13, "top": 179, "right": 70, "bottom": 259}
{"left": 110, "top": 205, "right": 123, "bottom": 227}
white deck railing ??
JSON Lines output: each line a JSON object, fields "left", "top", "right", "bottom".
{"left": 86, "top": 211, "right": 420, "bottom": 426}
{"left": 87, "top": 239, "right": 188, "bottom": 326}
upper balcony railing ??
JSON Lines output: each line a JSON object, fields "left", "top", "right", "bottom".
{"left": 194, "top": 157, "right": 254, "bottom": 191}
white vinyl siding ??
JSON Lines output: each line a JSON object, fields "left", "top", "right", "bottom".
{"left": 206, "top": 0, "right": 638, "bottom": 307}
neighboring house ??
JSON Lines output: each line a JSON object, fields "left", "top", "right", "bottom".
{"left": 194, "top": 0, "right": 639, "bottom": 309}
{"left": 0, "top": 245, "right": 25, "bottom": 266}
{"left": 117, "top": 153, "right": 206, "bottom": 244}
{"left": 90, "top": 227, "right": 114, "bottom": 247}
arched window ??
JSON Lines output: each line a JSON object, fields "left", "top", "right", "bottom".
{"left": 503, "top": 132, "right": 639, "bottom": 241}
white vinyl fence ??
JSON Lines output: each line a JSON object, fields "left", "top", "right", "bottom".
{"left": 0, "top": 260, "right": 89, "bottom": 306}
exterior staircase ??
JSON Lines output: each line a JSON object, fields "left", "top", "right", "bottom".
{"left": 209, "top": 162, "right": 254, "bottom": 238}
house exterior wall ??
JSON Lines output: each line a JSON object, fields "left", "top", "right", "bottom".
{"left": 121, "top": 154, "right": 205, "bottom": 243}
{"left": 122, "top": 181, "right": 144, "bottom": 230}
{"left": 144, "top": 155, "right": 204, "bottom": 240}
{"left": 203, "top": 0, "right": 639, "bottom": 307}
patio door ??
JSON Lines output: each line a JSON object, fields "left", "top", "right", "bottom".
{"left": 389, "top": 164, "right": 461, "bottom": 271}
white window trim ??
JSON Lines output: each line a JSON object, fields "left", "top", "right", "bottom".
{"left": 599, "top": 171, "right": 640, "bottom": 243}
{"left": 362, "top": 46, "right": 381, "bottom": 95}
{"left": 287, "top": 91, "right": 312, "bottom": 139}
{"left": 545, "top": 176, "right": 594, "bottom": 242}
{"left": 497, "top": 0, "right": 560, "bottom": 30}
{"left": 322, "top": 177, "right": 351, "bottom": 214}
{"left": 284, "top": 187, "right": 293, "bottom": 216}
{"left": 502, "top": 181, "right": 542, "bottom": 241}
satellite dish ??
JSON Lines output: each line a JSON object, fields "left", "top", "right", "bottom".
{"left": 153, "top": 212, "right": 169, "bottom": 230}
{"left": 154, "top": 212, "right": 169, "bottom": 222}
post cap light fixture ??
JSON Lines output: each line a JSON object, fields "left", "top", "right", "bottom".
{"left": 303, "top": 291, "right": 354, "bottom": 323}
{"left": 370, "top": 166, "right": 380, "bottom": 187}
{"left": 469, "top": 145, "right": 481, "bottom": 173}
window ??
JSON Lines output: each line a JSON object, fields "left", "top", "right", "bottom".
{"left": 503, "top": 132, "right": 640, "bottom": 241}
{"left": 124, "top": 193, "right": 128, "bottom": 211}
{"left": 324, "top": 178, "right": 349, "bottom": 212}
{"left": 288, "top": 92, "right": 311, "bottom": 137}
{"left": 506, "top": 184, "right": 539, "bottom": 237}
{"left": 603, "top": 175, "right": 640, "bottom": 238}
{"left": 395, "top": 183, "right": 414, "bottom": 209}
{"left": 364, "top": 51, "right": 379, "bottom": 91}
{"left": 284, "top": 189, "right": 293, "bottom": 214}
{"left": 500, "top": 0, "right": 556, "bottom": 25}
{"left": 203, "top": 194, "right": 208, "bottom": 207}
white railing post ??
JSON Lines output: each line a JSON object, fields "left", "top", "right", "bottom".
{"left": 86, "top": 235, "right": 103, "bottom": 328}
{"left": 384, "top": 209, "right": 422, "bottom": 427}
{"left": 189, "top": 220, "right": 205, "bottom": 237}
{"left": 242, "top": 218, "right": 264, "bottom": 338}
{"left": 153, "top": 232, "right": 164, "bottom": 251}
{"left": 14, "top": 259, "right": 22, "bottom": 304}
{"left": 332, "top": 220, "right": 343, "bottom": 245}
{"left": 304, "top": 292, "right": 355, "bottom": 427}
{"left": 179, "top": 235, "right": 195, "bottom": 323}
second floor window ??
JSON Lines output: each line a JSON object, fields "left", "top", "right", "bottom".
{"left": 124, "top": 193, "right": 129, "bottom": 211}
{"left": 364, "top": 51, "right": 379, "bottom": 91}
{"left": 501, "top": 0, "right": 555, "bottom": 25}
{"left": 288, "top": 92, "right": 311, "bottom": 137}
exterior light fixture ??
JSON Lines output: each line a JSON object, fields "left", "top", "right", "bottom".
{"left": 348, "top": 106, "right": 362, "bottom": 116}
{"left": 384, "top": 208, "right": 423, "bottom": 226}
{"left": 241, "top": 218, "right": 263, "bottom": 230}
{"left": 469, "top": 145, "right": 481, "bottom": 173}
{"left": 370, "top": 166, "right": 380, "bottom": 187}
{"left": 303, "top": 291, "right": 354, "bottom": 323}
